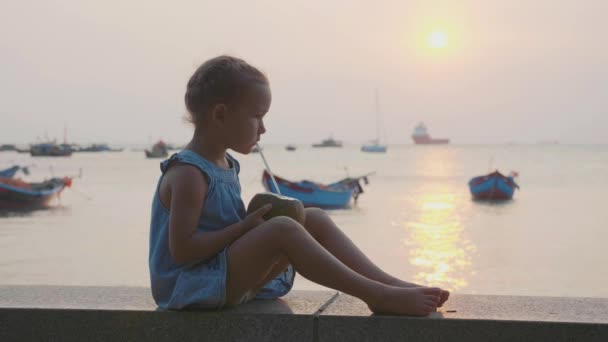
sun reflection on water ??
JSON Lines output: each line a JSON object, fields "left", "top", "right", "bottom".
{"left": 404, "top": 192, "right": 476, "bottom": 292}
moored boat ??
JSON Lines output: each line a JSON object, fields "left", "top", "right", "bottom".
{"left": 30, "top": 143, "right": 73, "bottom": 157}
{"left": 0, "top": 177, "right": 72, "bottom": 210}
{"left": 78, "top": 144, "right": 123, "bottom": 152}
{"left": 361, "top": 91, "right": 387, "bottom": 153}
{"left": 0, "top": 144, "right": 17, "bottom": 152}
{"left": 361, "top": 140, "right": 387, "bottom": 153}
{"left": 261, "top": 170, "right": 372, "bottom": 209}
{"left": 145, "top": 140, "right": 169, "bottom": 158}
{"left": 0, "top": 165, "right": 29, "bottom": 178}
{"left": 468, "top": 170, "right": 519, "bottom": 200}
{"left": 312, "top": 137, "right": 343, "bottom": 148}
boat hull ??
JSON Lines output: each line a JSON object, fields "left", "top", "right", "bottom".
{"left": 30, "top": 150, "right": 72, "bottom": 157}
{"left": 468, "top": 171, "right": 518, "bottom": 200}
{"left": 312, "top": 144, "right": 342, "bottom": 148}
{"left": 29, "top": 143, "right": 73, "bottom": 157}
{"left": 0, "top": 166, "right": 20, "bottom": 178}
{"left": 361, "top": 145, "right": 387, "bottom": 153}
{"left": 262, "top": 171, "right": 355, "bottom": 209}
{"left": 0, "top": 178, "right": 68, "bottom": 210}
{"left": 145, "top": 150, "right": 168, "bottom": 158}
{"left": 412, "top": 136, "right": 450, "bottom": 145}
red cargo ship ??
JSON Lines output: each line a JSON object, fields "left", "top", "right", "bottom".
{"left": 412, "top": 123, "right": 450, "bottom": 145}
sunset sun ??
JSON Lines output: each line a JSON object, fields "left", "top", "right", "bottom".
{"left": 427, "top": 30, "right": 448, "bottom": 49}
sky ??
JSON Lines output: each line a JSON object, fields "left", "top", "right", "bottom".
{"left": 2, "top": 0, "right": 607, "bottom": 145}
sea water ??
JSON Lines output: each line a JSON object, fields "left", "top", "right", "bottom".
{"left": 1, "top": 144, "right": 607, "bottom": 297}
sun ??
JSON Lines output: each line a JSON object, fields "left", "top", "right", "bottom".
{"left": 427, "top": 31, "right": 448, "bottom": 49}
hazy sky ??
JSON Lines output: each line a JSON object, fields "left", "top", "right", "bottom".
{"left": 2, "top": 0, "right": 607, "bottom": 145}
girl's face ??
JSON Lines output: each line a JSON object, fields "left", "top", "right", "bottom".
{"left": 225, "top": 83, "right": 271, "bottom": 154}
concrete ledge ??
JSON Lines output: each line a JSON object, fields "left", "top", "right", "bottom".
{"left": 0, "top": 286, "right": 332, "bottom": 342}
{"left": 1, "top": 286, "right": 608, "bottom": 341}
{"left": 320, "top": 293, "right": 608, "bottom": 341}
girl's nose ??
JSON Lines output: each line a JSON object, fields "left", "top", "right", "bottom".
{"left": 259, "top": 120, "right": 266, "bottom": 134}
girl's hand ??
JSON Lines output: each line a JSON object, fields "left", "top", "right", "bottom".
{"left": 242, "top": 204, "right": 272, "bottom": 233}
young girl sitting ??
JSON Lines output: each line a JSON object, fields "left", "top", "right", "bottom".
{"left": 149, "top": 55, "right": 449, "bottom": 315}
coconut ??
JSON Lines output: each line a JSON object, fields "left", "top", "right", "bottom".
{"left": 246, "top": 192, "right": 305, "bottom": 225}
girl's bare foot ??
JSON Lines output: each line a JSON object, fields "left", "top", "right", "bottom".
{"left": 367, "top": 286, "right": 441, "bottom": 316}
{"left": 388, "top": 279, "right": 450, "bottom": 308}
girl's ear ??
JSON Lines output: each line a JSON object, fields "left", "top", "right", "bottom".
{"left": 210, "top": 104, "right": 228, "bottom": 125}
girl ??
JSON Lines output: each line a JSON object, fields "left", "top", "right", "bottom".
{"left": 149, "top": 55, "right": 449, "bottom": 315}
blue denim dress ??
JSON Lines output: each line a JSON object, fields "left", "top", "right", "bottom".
{"left": 149, "top": 150, "right": 295, "bottom": 310}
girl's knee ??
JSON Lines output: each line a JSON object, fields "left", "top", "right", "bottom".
{"left": 263, "top": 216, "right": 306, "bottom": 238}
{"left": 304, "top": 207, "right": 327, "bottom": 224}
{"left": 303, "top": 207, "right": 331, "bottom": 237}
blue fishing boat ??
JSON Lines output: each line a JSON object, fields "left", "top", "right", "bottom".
{"left": 468, "top": 170, "right": 519, "bottom": 200}
{"left": 0, "top": 165, "right": 29, "bottom": 178}
{"left": 262, "top": 170, "right": 372, "bottom": 209}
{"left": 0, "top": 166, "right": 20, "bottom": 178}
{"left": 0, "top": 177, "right": 72, "bottom": 210}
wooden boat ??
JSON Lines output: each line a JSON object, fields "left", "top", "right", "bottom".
{"left": 0, "top": 166, "right": 20, "bottom": 178}
{"left": 468, "top": 170, "right": 519, "bottom": 200}
{"left": 30, "top": 143, "right": 72, "bottom": 157}
{"left": 0, "top": 144, "right": 17, "bottom": 152}
{"left": 0, "top": 166, "right": 29, "bottom": 178}
{"left": 78, "top": 144, "right": 123, "bottom": 152}
{"left": 261, "top": 170, "right": 373, "bottom": 209}
{"left": 145, "top": 140, "right": 169, "bottom": 158}
{"left": 0, "top": 177, "right": 72, "bottom": 210}
{"left": 312, "top": 137, "right": 342, "bottom": 148}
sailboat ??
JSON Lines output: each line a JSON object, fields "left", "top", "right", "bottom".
{"left": 361, "top": 90, "right": 387, "bottom": 153}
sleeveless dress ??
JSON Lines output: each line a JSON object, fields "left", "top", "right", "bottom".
{"left": 148, "top": 150, "right": 295, "bottom": 310}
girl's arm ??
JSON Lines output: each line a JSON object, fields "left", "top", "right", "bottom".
{"left": 166, "top": 164, "right": 270, "bottom": 264}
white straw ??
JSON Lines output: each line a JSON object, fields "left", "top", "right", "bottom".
{"left": 256, "top": 143, "right": 282, "bottom": 195}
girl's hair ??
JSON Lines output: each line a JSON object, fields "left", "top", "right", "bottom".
{"left": 185, "top": 55, "right": 268, "bottom": 124}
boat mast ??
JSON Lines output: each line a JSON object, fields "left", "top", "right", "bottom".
{"left": 374, "top": 89, "right": 380, "bottom": 143}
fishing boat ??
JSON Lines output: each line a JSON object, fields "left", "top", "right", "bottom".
{"left": 78, "top": 144, "right": 123, "bottom": 152}
{"left": 145, "top": 140, "right": 169, "bottom": 158}
{"left": 30, "top": 143, "right": 73, "bottom": 157}
{"left": 468, "top": 170, "right": 519, "bottom": 200}
{"left": 0, "top": 144, "right": 17, "bottom": 152}
{"left": 361, "top": 91, "right": 387, "bottom": 153}
{"left": 312, "top": 137, "right": 343, "bottom": 148}
{"left": 0, "top": 177, "right": 72, "bottom": 210}
{"left": 0, "top": 165, "right": 29, "bottom": 178}
{"left": 261, "top": 170, "right": 373, "bottom": 209}
{"left": 285, "top": 145, "right": 297, "bottom": 151}
{"left": 412, "top": 123, "right": 449, "bottom": 145}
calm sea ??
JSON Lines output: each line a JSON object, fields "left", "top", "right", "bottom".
{"left": 1, "top": 144, "right": 607, "bottom": 298}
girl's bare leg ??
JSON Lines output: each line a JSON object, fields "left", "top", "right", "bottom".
{"left": 303, "top": 208, "right": 450, "bottom": 307}
{"left": 226, "top": 216, "right": 440, "bottom": 316}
